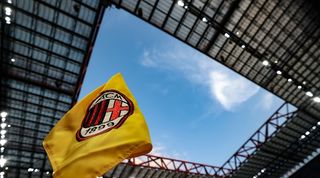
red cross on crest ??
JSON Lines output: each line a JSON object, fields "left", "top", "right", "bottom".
{"left": 76, "top": 90, "right": 134, "bottom": 141}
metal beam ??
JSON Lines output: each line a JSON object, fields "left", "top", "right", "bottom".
{"left": 72, "top": 0, "right": 106, "bottom": 104}
{"left": 204, "top": 0, "right": 242, "bottom": 52}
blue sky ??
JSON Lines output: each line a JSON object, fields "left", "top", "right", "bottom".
{"left": 79, "top": 8, "right": 284, "bottom": 166}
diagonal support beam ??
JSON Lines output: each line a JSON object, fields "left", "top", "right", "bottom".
{"left": 204, "top": 0, "right": 242, "bottom": 52}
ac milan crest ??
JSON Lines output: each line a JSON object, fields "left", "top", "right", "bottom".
{"left": 76, "top": 90, "right": 134, "bottom": 141}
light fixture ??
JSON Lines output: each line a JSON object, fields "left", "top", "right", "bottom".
{"left": 0, "top": 147, "right": 4, "bottom": 153}
{"left": 0, "top": 156, "right": 6, "bottom": 168}
{"left": 0, "top": 136, "right": 4, "bottom": 139}
{"left": 303, "top": 81, "right": 307, "bottom": 85}
{"left": 276, "top": 70, "right": 282, "bottom": 75}
{"left": 184, "top": 5, "right": 188, "bottom": 9}
{"left": 236, "top": 31, "right": 240, "bottom": 35}
{"left": 0, "top": 130, "right": 6, "bottom": 135}
{"left": 34, "top": 169, "right": 39, "bottom": 172}
{"left": 4, "top": 7, "right": 12, "bottom": 16}
{"left": 317, "top": 121, "right": 320, "bottom": 125}
{"left": 10, "top": 58, "right": 15, "bottom": 62}
{"left": 288, "top": 78, "right": 292, "bottom": 82}
{"left": 274, "top": 60, "right": 278, "bottom": 63}
{"left": 0, "top": 112, "right": 7, "bottom": 118}
{"left": 224, "top": 33, "right": 230, "bottom": 38}
{"left": 297, "top": 85, "right": 302, "bottom": 89}
{"left": 241, "top": 44, "right": 245, "bottom": 48}
{"left": 306, "top": 91, "right": 313, "bottom": 97}
{"left": 202, "top": 17, "right": 208, "bottom": 22}
{"left": 300, "top": 135, "right": 306, "bottom": 139}
{"left": 46, "top": 171, "right": 50, "bottom": 175}
{"left": 312, "top": 126, "right": 316, "bottom": 130}
{"left": 7, "top": 125, "right": 10, "bottom": 128}
{"left": 0, "top": 140, "right": 7, "bottom": 146}
{"left": 28, "top": 168, "right": 34, "bottom": 172}
{"left": 313, "top": 96, "right": 320, "bottom": 103}
{"left": 5, "top": 16, "right": 11, "bottom": 23}
{"left": 262, "top": 60, "right": 269, "bottom": 66}
{"left": 177, "top": 0, "right": 184, "bottom": 7}
{"left": 305, "top": 131, "right": 310, "bottom": 136}
{"left": 0, "top": 124, "right": 6, "bottom": 129}
{"left": 7, "top": 0, "right": 12, "bottom": 3}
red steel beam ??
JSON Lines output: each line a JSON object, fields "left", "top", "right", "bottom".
{"left": 7, "top": 144, "right": 228, "bottom": 177}
{"left": 126, "top": 154, "right": 230, "bottom": 177}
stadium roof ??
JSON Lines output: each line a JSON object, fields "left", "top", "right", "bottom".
{"left": 290, "top": 152, "right": 320, "bottom": 177}
{"left": 1, "top": 0, "right": 320, "bottom": 177}
{"left": 1, "top": 0, "right": 105, "bottom": 177}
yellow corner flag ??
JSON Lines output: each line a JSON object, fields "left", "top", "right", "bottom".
{"left": 43, "top": 73, "right": 152, "bottom": 178}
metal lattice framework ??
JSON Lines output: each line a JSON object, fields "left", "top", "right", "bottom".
{"left": 104, "top": 154, "right": 227, "bottom": 178}
{"left": 217, "top": 104, "right": 320, "bottom": 177}
{"left": 1, "top": 0, "right": 320, "bottom": 177}
{"left": 217, "top": 103, "right": 297, "bottom": 176}
{"left": 126, "top": 154, "right": 227, "bottom": 176}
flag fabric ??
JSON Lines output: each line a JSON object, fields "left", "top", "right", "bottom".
{"left": 43, "top": 73, "right": 152, "bottom": 178}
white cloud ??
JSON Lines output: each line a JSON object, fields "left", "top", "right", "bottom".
{"left": 260, "top": 93, "right": 274, "bottom": 110}
{"left": 209, "top": 71, "right": 259, "bottom": 110}
{"left": 140, "top": 43, "right": 259, "bottom": 110}
{"left": 123, "top": 142, "right": 189, "bottom": 171}
{"left": 150, "top": 142, "right": 167, "bottom": 156}
{"left": 141, "top": 50, "right": 157, "bottom": 67}
{"left": 129, "top": 142, "right": 189, "bottom": 170}
{"left": 150, "top": 142, "right": 189, "bottom": 159}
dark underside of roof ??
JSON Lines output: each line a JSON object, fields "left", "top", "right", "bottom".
{"left": 1, "top": 0, "right": 320, "bottom": 177}
{"left": 1, "top": 0, "right": 106, "bottom": 177}
{"left": 290, "top": 153, "right": 320, "bottom": 178}
{"left": 230, "top": 111, "right": 320, "bottom": 178}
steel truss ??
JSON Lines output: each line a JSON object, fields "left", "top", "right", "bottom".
{"left": 217, "top": 103, "right": 297, "bottom": 176}
{"left": 127, "top": 154, "right": 229, "bottom": 176}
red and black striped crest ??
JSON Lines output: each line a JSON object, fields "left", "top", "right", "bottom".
{"left": 76, "top": 90, "right": 134, "bottom": 141}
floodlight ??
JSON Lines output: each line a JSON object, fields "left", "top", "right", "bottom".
{"left": 177, "top": 0, "right": 184, "bottom": 7}
{"left": 313, "top": 96, "right": 320, "bottom": 103}
{"left": 202, "top": 17, "right": 208, "bottom": 22}
{"left": 262, "top": 60, "right": 269, "bottom": 66}
{"left": 0, "top": 112, "right": 7, "bottom": 118}
{"left": 5, "top": 7, "right": 12, "bottom": 16}
{"left": 306, "top": 91, "right": 313, "bottom": 97}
